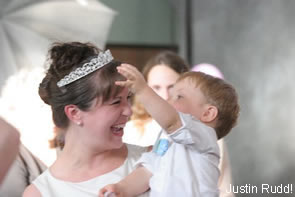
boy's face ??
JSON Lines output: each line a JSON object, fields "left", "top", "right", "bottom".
{"left": 170, "top": 78, "right": 209, "bottom": 120}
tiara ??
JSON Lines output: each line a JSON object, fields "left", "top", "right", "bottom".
{"left": 57, "top": 50, "right": 113, "bottom": 87}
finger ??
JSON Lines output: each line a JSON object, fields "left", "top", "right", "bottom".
{"left": 121, "top": 64, "right": 141, "bottom": 74}
{"left": 119, "top": 64, "right": 139, "bottom": 74}
{"left": 118, "top": 64, "right": 134, "bottom": 73}
{"left": 121, "top": 63, "right": 135, "bottom": 69}
{"left": 115, "top": 81, "right": 127, "bottom": 87}
{"left": 104, "top": 191, "right": 117, "bottom": 197}
{"left": 119, "top": 65, "right": 143, "bottom": 82}
{"left": 98, "top": 188, "right": 107, "bottom": 197}
{"left": 118, "top": 64, "right": 134, "bottom": 70}
{"left": 115, "top": 80, "right": 133, "bottom": 88}
{"left": 117, "top": 67, "right": 136, "bottom": 80}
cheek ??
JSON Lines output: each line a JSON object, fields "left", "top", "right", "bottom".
{"left": 172, "top": 101, "right": 189, "bottom": 113}
{"left": 88, "top": 109, "right": 117, "bottom": 127}
{"left": 86, "top": 114, "right": 107, "bottom": 131}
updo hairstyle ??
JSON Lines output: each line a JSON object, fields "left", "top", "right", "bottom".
{"left": 39, "top": 42, "right": 123, "bottom": 130}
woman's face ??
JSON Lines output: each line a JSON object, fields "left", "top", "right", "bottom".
{"left": 147, "top": 64, "right": 180, "bottom": 100}
{"left": 81, "top": 87, "right": 132, "bottom": 149}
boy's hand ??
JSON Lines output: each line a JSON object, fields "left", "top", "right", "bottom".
{"left": 116, "top": 64, "right": 148, "bottom": 94}
{"left": 98, "top": 184, "right": 122, "bottom": 197}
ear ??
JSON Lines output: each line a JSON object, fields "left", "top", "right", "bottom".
{"left": 64, "top": 105, "right": 83, "bottom": 126}
{"left": 200, "top": 105, "right": 218, "bottom": 123}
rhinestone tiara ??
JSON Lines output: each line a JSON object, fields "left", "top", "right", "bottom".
{"left": 57, "top": 50, "right": 113, "bottom": 88}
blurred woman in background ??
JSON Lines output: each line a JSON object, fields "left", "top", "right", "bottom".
{"left": 0, "top": 117, "right": 20, "bottom": 185}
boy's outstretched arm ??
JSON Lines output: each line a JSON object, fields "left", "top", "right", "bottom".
{"left": 116, "top": 64, "right": 182, "bottom": 134}
{"left": 98, "top": 167, "right": 152, "bottom": 197}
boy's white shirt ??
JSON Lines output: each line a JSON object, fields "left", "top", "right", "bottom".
{"left": 136, "top": 112, "right": 220, "bottom": 197}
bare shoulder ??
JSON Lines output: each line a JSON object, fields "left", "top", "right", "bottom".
{"left": 23, "top": 184, "right": 41, "bottom": 197}
{"left": 0, "top": 118, "right": 20, "bottom": 143}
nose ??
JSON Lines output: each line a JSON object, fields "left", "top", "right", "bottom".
{"left": 122, "top": 101, "right": 133, "bottom": 117}
{"left": 158, "top": 89, "right": 169, "bottom": 100}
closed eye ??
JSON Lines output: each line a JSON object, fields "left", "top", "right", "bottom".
{"left": 151, "top": 85, "right": 160, "bottom": 91}
{"left": 110, "top": 99, "right": 121, "bottom": 105}
{"left": 176, "top": 95, "right": 183, "bottom": 99}
{"left": 127, "top": 94, "right": 133, "bottom": 103}
{"left": 127, "top": 95, "right": 132, "bottom": 100}
{"left": 167, "top": 84, "right": 174, "bottom": 90}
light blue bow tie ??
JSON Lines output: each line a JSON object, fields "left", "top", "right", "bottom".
{"left": 153, "top": 139, "right": 170, "bottom": 156}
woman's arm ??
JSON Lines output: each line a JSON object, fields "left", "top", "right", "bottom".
{"left": 218, "top": 139, "right": 235, "bottom": 197}
{"left": 0, "top": 117, "right": 20, "bottom": 184}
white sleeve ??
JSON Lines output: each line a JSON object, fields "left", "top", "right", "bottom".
{"left": 134, "top": 152, "right": 157, "bottom": 174}
{"left": 167, "top": 112, "right": 217, "bottom": 152}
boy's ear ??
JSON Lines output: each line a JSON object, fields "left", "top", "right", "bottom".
{"left": 200, "top": 105, "right": 218, "bottom": 123}
{"left": 64, "top": 105, "right": 83, "bottom": 126}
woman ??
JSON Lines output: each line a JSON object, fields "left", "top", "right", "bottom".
{"left": 23, "top": 42, "right": 149, "bottom": 197}
{"left": 123, "top": 51, "right": 235, "bottom": 197}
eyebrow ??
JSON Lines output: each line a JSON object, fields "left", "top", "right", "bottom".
{"left": 175, "top": 87, "right": 184, "bottom": 92}
{"left": 114, "top": 92, "right": 133, "bottom": 99}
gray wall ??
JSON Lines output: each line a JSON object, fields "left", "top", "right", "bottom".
{"left": 191, "top": 1, "right": 295, "bottom": 196}
{"left": 101, "top": 1, "right": 295, "bottom": 195}
{"left": 100, "top": 0, "right": 176, "bottom": 46}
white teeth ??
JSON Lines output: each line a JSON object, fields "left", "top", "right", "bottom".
{"left": 113, "top": 124, "right": 124, "bottom": 129}
{"left": 112, "top": 124, "right": 124, "bottom": 134}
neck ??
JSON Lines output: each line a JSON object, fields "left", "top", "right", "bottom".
{"left": 51, "top": 145, "right": 127, "bottom": 182}
{"left": 60, "top": 125, "right": 126, "bottom": 167}
{"left": 50, "top": 135, "right": 128, "bottom": 182}
{"left": 61, "top": 144, "right": 127, "bottom": 168}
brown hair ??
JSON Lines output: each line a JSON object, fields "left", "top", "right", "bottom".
{"left": 177, "top": 71, "right": 240, "bottom": 139}
{"left": 131, "top": 51, "right": 190, "bottom": 134}
{"left": 39, "top": 42, "right": 123, "bottom": 148}
{"left": 142, "top": 51, "right": 190, "bottom": 80}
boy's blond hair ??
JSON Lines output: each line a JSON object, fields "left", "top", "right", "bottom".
{"left": 177, "top": 71, "right": 240, "bottom": 139}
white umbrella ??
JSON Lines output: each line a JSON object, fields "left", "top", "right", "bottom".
{"left": 0, "top": 0, "right": 116, "bottom": 88}
{"left": 0, "top": 0, "right": 116, "bottom": 165}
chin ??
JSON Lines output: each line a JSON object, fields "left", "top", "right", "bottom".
{"left": 112, "top": 140, "right": 124, "bottom": 149}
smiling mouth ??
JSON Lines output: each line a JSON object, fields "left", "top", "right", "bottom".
{"left": 111, "top": 124, "right": 125, "bottom": 137}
